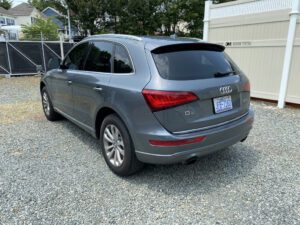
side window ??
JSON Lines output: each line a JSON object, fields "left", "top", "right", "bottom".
{"left": 114, "top": 45, "right": 133, "bottom": 73}
{"left": 85, "top": 41, "right": 113, "bottom": 73}
{"left": 64, "top": 42, "right": 89, "bottom": 70}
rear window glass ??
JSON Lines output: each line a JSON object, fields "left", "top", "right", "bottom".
{"left": 152, "top": 50, "right": 240, "bottom": 80}
{"left": 114, "top": 45, "right": 133, "bottom": 73}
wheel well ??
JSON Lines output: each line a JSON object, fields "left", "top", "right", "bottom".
{"left": 95, "top": 107, "right": 117, "bottom": 139}
{"left": 40, "top": 82, "right": 45, "bottom": 93}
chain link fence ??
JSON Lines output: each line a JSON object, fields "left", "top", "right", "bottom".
{"left": 0, "top": 33, "right": 74, "bottom": 77}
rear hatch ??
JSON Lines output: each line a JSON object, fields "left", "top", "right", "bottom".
{"left": 143, "top": 43, "right": 250, "bottom": 133}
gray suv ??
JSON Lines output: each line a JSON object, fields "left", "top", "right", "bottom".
{"left": 40, "top": 34, "right": 254, "bottom": 176}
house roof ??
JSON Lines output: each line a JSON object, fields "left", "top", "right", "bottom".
{"left": 8, "top": 3, "right": 35, "bottom": 16}
{"left": 42, "top": 7, "right": 63, "bottom": 17}
{"left": 0, "top": 7, "right": 10, "bottom": 15}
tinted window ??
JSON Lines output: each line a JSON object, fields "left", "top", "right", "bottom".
{"left": 114, "top": 45, "right": 133, "bottom": 73}
{"left": 85, "top": 41, "right": 113, "bottom": 73}
{"left": 152, "top": 50, "right": 240, "bottom": 80}
{"left": 64, "top": 42, "right": 89, "bottom": 70}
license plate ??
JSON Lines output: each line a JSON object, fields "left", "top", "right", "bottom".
{"left": 213, "top": 95, "right": 233, "bottom": 114}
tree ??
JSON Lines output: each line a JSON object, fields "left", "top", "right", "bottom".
{"left": 181, "top": 0, "right": 205, "bottom": 37}
{"left": 117, "top": 0, "right": 163, "bottom": 35}
{"left": 22, "top": 17, "right": 59, "bottom": 41}
{"left": 0, "top": 0, "right": 12, "bottom": 10}
{"left": 28, "top": 0, "right": 66, "bottom": 13}
{"left": 65, "top": 0, "right": 102, "bottom": 35}
{"left": 65, "top": 0, "right": 236, "bottom": 38}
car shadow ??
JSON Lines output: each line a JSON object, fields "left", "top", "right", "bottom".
{"left": 59, "top": 119, "right": 259, "bottom": 196}
{"left": 127, "top": 145, "right": 258, "bottom": 195}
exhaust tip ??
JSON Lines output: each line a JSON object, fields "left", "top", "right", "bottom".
{"left": 183, "top": 156, "right": 198, "bottom": 165}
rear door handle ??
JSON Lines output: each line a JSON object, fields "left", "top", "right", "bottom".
{"left": 93, "top": 87, "right": 103, "bottom": 92}
{"left": 67, "top": 80, "right": 72, "bottom": 85}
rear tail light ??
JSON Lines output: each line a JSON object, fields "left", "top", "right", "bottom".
{"left": 149, "top": 136, "right": 206, "bottom": 147}
{"left": 244, "top": 81, "right": 251, "bottom": 92}
{"left": 142, "top": 89, "right": 198, "bottom": 111}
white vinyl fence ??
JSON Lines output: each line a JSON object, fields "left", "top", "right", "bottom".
{"left": 204, "top": 0, "right": 300, "bottom": 108}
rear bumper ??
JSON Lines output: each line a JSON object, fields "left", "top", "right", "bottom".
{"left": 135, "top": 108, "right": 254, "bottom": 164}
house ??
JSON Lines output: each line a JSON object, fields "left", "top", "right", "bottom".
{"left": 0, "top": 3, "right": 42, "bottom": 40}
{"left": 42, "top": 7, "right": 79, "bottom": 39}
{"left": 0, "top": 7, "right": 18, "bottom": 40}
{"left": 42, "top": 7, "right": 65, "bottom": 29}
{"left": 8, "top": 3, "right": 41, "bottom": 26}
{"left": 0, "top": 7, "right": 16, "bottom": 26}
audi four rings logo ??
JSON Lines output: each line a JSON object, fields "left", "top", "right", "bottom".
{"left": 219, "top": 86, "right": 233, "bottom": 95}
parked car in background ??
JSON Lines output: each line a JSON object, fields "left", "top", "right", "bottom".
{"left": 40, "top": 34, "right": 254, "bottom": 176}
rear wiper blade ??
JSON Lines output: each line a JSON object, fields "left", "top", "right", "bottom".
{"left": 214, "top": 71, "right": 236, "bottom": 78}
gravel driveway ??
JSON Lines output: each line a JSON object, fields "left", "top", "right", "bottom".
{"left": 0, "top": 77, "right": 299, "bottom": 225}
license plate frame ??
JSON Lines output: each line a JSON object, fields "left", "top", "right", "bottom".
{"left": 213, "top": 95, "right": 233, "bottom": 114}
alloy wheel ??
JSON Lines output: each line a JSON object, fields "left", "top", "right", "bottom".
{"left": 42, "top": 92, "right": 50, "bottom": 116}
{"left": 103, "top": 124, "right": 125, "bottom": 167}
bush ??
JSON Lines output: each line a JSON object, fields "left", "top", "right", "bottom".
{"left": 22, "top": 17, "right": 59, "bottom": 41}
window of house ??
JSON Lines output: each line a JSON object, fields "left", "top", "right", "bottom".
{"left": 84, "top": 41, "right": 113, "bottom": 73}
{"left": 31, "top": 17, "right": 37, "bottom": 24}
{"left": 0, "top": 17, "right": 5, "bottom": 25}
{"left": 6, "top": 18, "right": 15, "bottom": 25}
{"left": 114, "top": 45, "right": 133, "bottom": 74}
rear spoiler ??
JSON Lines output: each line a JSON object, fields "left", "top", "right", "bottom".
{"left": 151, "top": 43, "right": 225, "bottom": 54}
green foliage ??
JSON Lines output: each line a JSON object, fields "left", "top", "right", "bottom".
{"left": 158, "top": 0, "right": 205, "bottom": 37}
{"left": 0, "top": 0, "right": 12, "bottom": 10}
{"left": 28, "top": 0, "right": 66, "bottom": 13}
{"left": 65, "top": 0, "right": 102, "bottom": 35}
{"left": 65, "top": 0, "right": 236, "bottom": 37}
{"left": 21, "top": 17, "right": 59, "bottom": 41}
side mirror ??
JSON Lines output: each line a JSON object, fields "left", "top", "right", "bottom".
{"left": 48, "top": 57, "right": 61, "bottom": 70}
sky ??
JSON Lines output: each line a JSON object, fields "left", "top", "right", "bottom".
{"left": 12, "top": 0, "right": 27, "bottom": 7}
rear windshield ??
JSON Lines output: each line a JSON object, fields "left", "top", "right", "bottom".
{"left": 152, "top": 50, "right": 241, "bottom": 80}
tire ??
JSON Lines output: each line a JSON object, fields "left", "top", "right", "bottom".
{"left": 100, "top": 114, "right": 144, "bottom": 176}
{"left": 41, "top": 87, "right": 61, "bottom": 121}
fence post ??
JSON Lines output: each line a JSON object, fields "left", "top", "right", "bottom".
{"left": 203, "top": 0, "right": 212, "bottom": 41}
{"left": 278, "top": 0, "right": 300, "bottom": 108}
{"left": 41, "top": 32, "right": 47, "bottom": 74}
{"left": 5, "top": 37, "right": 12, "bottom": 78}
{"left": 59, "top": 32, "right": 64, "bottom": 60}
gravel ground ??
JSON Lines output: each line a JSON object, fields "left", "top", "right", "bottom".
{"left": 0, "top": 77, "right": 299, "bottom": 225}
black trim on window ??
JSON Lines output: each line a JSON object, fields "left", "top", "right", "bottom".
{"left": 151, "top": 43, "right": 225, "bottom": 54}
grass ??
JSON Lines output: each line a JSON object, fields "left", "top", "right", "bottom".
{"left": 0, "top": 76, "right": 40, "bottom": 86}
{"left": 0, "top": 101, "right": 43, "bottom": 125}
{"left": 0, "top": 76, "right": 43, "bottom": 124}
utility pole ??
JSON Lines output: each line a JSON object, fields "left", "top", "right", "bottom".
{"left": 67, "top": 8, "right": 73, "bottom": 43}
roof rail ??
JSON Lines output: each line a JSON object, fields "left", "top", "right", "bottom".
{"left": 182, "top": 37, "right": 203, "bottom": 42}
{"left": 92, "top": 34, "right": 142, "bottom": 41}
